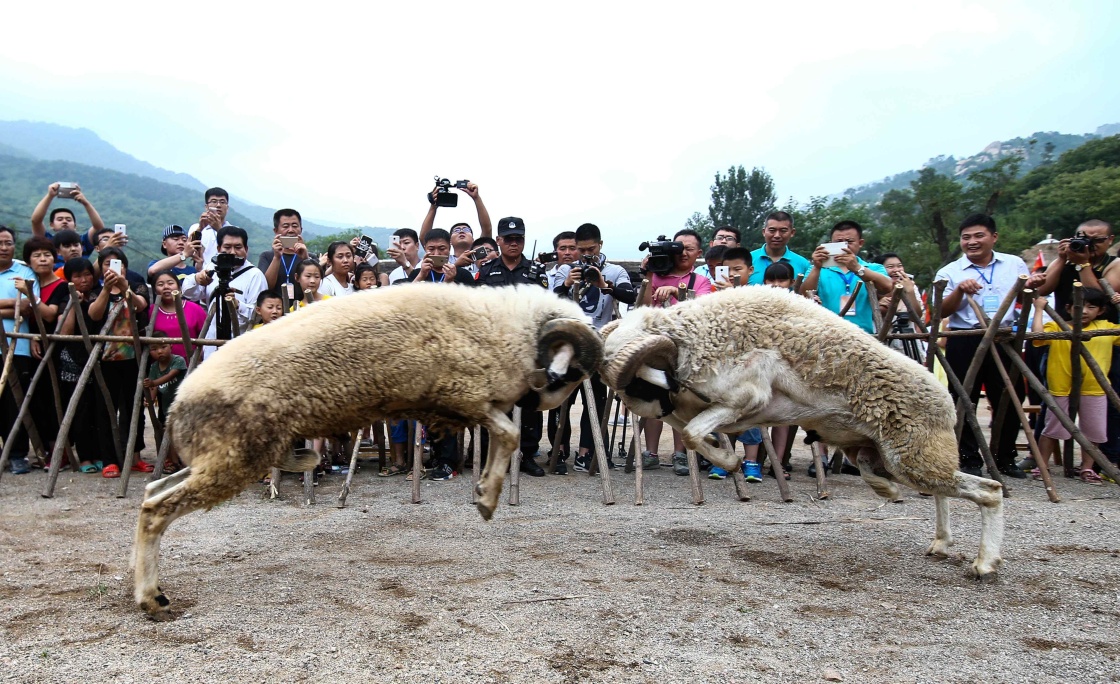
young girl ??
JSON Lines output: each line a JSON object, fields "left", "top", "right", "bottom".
{"left": 1032, "top": 289, "right": 1120, "bottom": 483}
{"left": 56, "top": 258, "right": 105, "bottom": 473}
{"left": 143, "top": 331, "right": 187, "bottom": 472}
{"left": 319, "top": 241, "right": 356, "bottom": 297}
{"left": 149, "top": 270, "right": 207, "bottom": 362}
{"left": 352, "top": 262, "right": 384, "bottom": 291}
{"left": 291, "top": 259, "right": 330, "bottom": 310}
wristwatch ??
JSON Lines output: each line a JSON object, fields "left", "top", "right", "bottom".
{"left": 856, "top": 266, "right": 867, "bottom": 278}
{"left": 1074, "top": 264, "right": 1084, "bottom": 272}
{"left": 179, "top": 252, "right": 188, "bottom": 263}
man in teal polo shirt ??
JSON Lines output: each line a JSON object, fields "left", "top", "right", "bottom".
{"left": 801, "top": 220, "right": 892, "bottom": 334}
{"left": 0, "top": 225, "right": 41, "bottom": 474}
{"left": 748, "top": 211, "right": 811, "bottom": 285}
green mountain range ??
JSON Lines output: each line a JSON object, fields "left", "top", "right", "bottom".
{"left": 840, "top": 123, "right": 1120, "bottom": 203}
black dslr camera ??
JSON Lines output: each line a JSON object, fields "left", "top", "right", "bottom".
{"left": 1068, "top": 235, "right": 1092, "bottom": 253}
{"left": 580, "top": 254, "right": 602, "bottom": 284}
{"left": 639, "top": 236, "right": 684, "bottom": 276}
{"left": 430, "top": 176, "right": 470, "bottom": 208}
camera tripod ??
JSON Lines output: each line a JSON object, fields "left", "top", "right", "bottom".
{"left": 891, "top": 319, "right": 924, "bottom": 363}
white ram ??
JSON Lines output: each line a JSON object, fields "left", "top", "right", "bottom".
{"left": 600, "top": 286, "right": 1004, "bottom": 578}
{"left": 133, "top": 283, "right": 601, "bottom": 618}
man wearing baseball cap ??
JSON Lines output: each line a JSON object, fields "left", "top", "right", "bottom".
{"left": 477, "top": 216, "right": 551, "bottom": 476}
{"left": 147, "top": 224, "right": 203, "bottom": 282}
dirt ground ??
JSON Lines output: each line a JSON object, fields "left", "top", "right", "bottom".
{"left": 2, "top": 409, "right": 1119, "bottom": 684}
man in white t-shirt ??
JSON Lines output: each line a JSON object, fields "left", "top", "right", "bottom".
{"left": 187, "top": 187, "right": 234, "bottom": 266}
{"left": 386, "top": 229, "right": 421, "bottom": 284}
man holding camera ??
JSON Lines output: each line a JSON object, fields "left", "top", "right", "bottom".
{"left": 188, "top": 187, "right": 234, "bottom": 266}
{"left": 554, "top": 223, "right": 637, "bottom": 473}
{"left": 478, "top": 218, "right": 550, "bottom": 476}
{"left": 386, "top": 229, "right": 421, "bottom": 284}
{"left": 180, "top": 226, "right": 267, "bottom": 359}
{"left": 258, "top": 209, "right": 310, "bottom": 288}
{"left": 419, "top": 181, "right": 492, "bottom": 266}
{"left": 405, "top": 229, "right": 476, "bottom": 286}
{"left": 801, "top": 220, "right": 893, "bottom": 334}
{"left": 545, "top": 231, "right": 581, "bottom": 290}
{"left": 31, "top": 182, "right": 108, "bottom": 253}
{"left": 147, "top": 225, "right": 205, "bottom": 283}
{"left": 1034, "top": 218, "right": 1120, "bottom": 469}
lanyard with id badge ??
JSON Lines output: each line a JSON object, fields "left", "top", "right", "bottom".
{"left": 837, "top": 270, "right": 858, "bottom": 317}
{"left": 970, "top": 262, "right": 1000, "bottom": 317}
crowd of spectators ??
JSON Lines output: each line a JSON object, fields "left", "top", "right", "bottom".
{"left": 2, "top": 180, "right": 1117, "bottom": 488}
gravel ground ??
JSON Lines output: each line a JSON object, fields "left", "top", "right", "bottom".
{"left": 2, "top": 417, "right": 1119, "bottom": 684}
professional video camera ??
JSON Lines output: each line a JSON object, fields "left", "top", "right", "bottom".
{"left": 429, "top": 175, "right": 470, "bottom": 208}
{"left": 638, "top": 236, "right": 684, "bottom": 276}
{"left": 213, "top": 252, "right": 242, "bottom": 284}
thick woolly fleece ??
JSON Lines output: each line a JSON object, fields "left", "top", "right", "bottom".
{"left": 603, "top": 286, "right": 961, "bottom": 493}
{"left": 168, "top": 283, "right": 595, "bottom": 497}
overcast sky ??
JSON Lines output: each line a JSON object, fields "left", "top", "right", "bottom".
{"left": 3, "top": 1, "right": 1117, "bottom": 257}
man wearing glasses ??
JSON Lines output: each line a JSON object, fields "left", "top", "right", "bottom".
{"left": 419, "top": 181, "right": 492, "bottom": 273}
{"left": 695, "top": 225, "right": 741, "bottom": 279}
{"left": 748, "top": 211, "right": 811, "bottom": 285}
{"left": 187, "top": 187, "right": 234, "bottom": 266}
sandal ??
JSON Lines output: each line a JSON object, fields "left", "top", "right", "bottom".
{"left": 131, "top": 460, "right": 155, "bottom": 473}
{"left": 1080, "top": 468, "right": 1103, "bottom": 485}
{"left": 79, "top": 462, "right": 100, "bottom": 474}
{"left": 1030, "top": 467, "right": 1043, "bottom": 480}
{"left": 102, "top": 464, "right": 121, "bottom": 479}
{"left": 405, "top": 468, "right": 428, "bottom": 482}
{"left": 379, "top": 464, "right": 408, "bottom": 478}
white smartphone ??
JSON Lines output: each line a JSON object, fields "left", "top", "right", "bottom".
{"left": 114, "top": 224, "right": 127, "bottom": 236}
{"left": 821, "top": 242, "right": 849, "bottom": 269}
{"left": 108, "top": 258, "right": 123, "bottom": 276}
{"left": 715, "top": 265, "right": 730, "bottom": 282}
{"left": 391, "top": 235, "right": 401, "bottom": 248}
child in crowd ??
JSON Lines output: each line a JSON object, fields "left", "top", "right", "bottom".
{"left": 712, "top": 247, "right": 754, "bottom": 290}
{"left": 143, "top": 331, "right": 187, "bottom": 472}
{"left": 253, "top": 290, "right": 284, "bottom": 328}
{"left": 149, "top": 270, "right": 207, "bottom": 361}
{"left": 353, "top": 262, "right": 381, "bottom": 291}
{"left": 762, "top": 262, "right": 795, "bottom": 290}
{"left": 291, "top": 259, "right": 329, "bottom": 310}
{"left": 1031, "top": 289, "right": 1120, "bottom": 484}
{"left": 703, "top": 245, "right": 727, "bottom": 280}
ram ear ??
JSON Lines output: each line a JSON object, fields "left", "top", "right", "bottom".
{"left": 537, "top": 318, "right": 603, "bottom": 377}
{"left": 601, "top": 334, "right": 678, "bottom": 392}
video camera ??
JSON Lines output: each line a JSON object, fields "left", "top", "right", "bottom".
{"left": 213, "top": 252, "right": 242, "bottom": 283}
{"left": 580, "top": 254, "right": 603, "bottom": 284}
{"left": 638, "top": 236, "right": 684, "bottom": 276}
{"left": 429, "top": 176, "right": 470, "bottom": 208}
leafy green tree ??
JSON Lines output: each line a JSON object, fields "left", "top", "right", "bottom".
{"left": 707, "top": 166, "right": 776, "bottom": 238}
{"left": 682, "top": 211, "right": 713, "bottom": 237}
{"left": 779, "top": 196, "right": 877, "bottom": 258}
{"left": 966, "top": 156, "right": 1022, "bottom": 215}
{"left": 878, "top": 167, "right": 965, "bottom": 265}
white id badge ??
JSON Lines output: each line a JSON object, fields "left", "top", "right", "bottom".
{"left": 982, "top": 295, "right": 999, "bottom": 315}
{"left": 839, "top": 294, "right": 857, "bottom": 316}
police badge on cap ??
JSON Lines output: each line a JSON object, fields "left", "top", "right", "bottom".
{"left": 497, "top": 217, "right": 526, "bottom": 237}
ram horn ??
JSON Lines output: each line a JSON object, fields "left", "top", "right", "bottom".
{"left": 537, "top": 318, "right": 604, "bottom": 378}
{"left": 600, "top": 334, "right": 678, "bottom": 392}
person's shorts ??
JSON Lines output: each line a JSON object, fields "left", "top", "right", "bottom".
{"left": 390, "top": 419, "right": 410, "bottom": 445}
{"left": 1042, "top": 395, "right": 1107, "bottom": 443}
{"left": 737, "top": 427, "right": 763, "bottom": 446}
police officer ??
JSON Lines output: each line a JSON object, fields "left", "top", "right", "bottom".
{"left": 477, "top": 217, "right": 549, "bottom": 476}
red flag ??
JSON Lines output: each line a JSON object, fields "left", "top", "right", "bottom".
{"left": 1033, "top": 250, "right": 1045, "bottom": 270}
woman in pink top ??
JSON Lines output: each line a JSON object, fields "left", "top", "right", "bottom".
{"left": 149, "top": 270, "right": 207, "bottom": 360}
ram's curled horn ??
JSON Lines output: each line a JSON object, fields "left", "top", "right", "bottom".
{"left": 601, "top": 334, "right": 678, "bottom": 391}
{"left": 537, "top": 318, "right": 604, "bottom": 377}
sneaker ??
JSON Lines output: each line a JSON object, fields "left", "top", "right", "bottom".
{"left": 998, "top": 463, "right": 1028, "bottom": 479}
{"left": 552, "top": 460, "right": 568, "bottom": 475}
{"left": 573, "top": 454, "right": 591, "bottom": 473}
{"left": 672, "top": 452, "right": 689, "bottom": 476}
{"left": 698, "top": 457, "right": 712, "bottom": 472}
{"left": 9, "top": 457, "right": 31, "bottom": 475}
{"left": 520, "top": 457, "right": 545, "bottom": 477}
{"left": 641, "top": 451, "right": 660, "bottom": 469}
{"left": 430, "top": 464, "right": 456, "bottom": 481}
{"left": 708, "top": 466, "right": 727, "bottom": 480}
{"left": 1016, "top": 455, "right": 1037, "bottom": 470}
{"left": 743, "top": 461, "right": 763, "bottom": 483}
{"left": 960, "top": 462, "right": 983, "bottom": 477}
